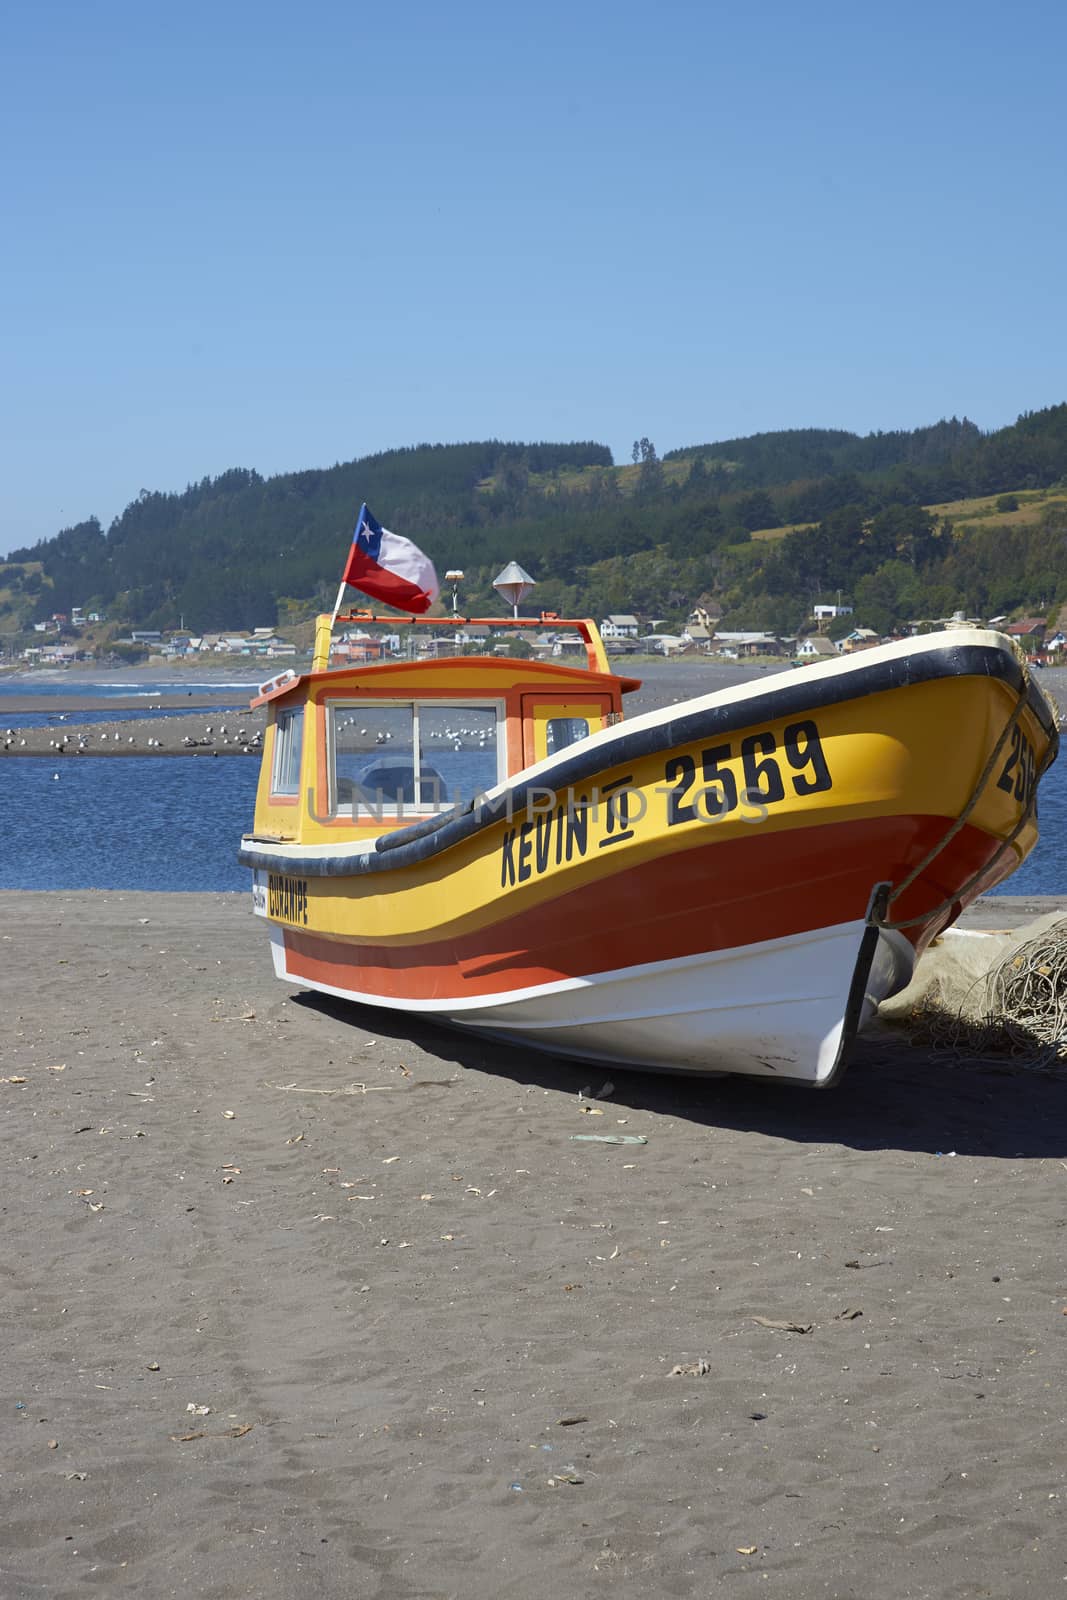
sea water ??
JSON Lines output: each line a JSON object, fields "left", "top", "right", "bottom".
{"left": 0, "top": 748, "right": 1064, "bottom": 894}
{"left": 0, "top": 677, "right": 259, "bottom": 701}
{"left": 0, "top": 758, "right": 260, "bottom": 891}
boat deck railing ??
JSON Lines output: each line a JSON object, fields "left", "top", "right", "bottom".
{"left": 311, "top": 611, "right": 611, "bottom": 676}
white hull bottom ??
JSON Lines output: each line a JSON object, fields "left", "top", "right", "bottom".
{"left": 270, "top": 918, "right": 916, "bottom": 1086}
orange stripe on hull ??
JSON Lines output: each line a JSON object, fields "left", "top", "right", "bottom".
{"left": 281, "top": 814, "right": 1009, "bottom": 1004}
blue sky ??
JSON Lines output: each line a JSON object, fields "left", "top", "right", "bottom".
{"left": 3, "top": 0, "right": 1066, "bottom": 553}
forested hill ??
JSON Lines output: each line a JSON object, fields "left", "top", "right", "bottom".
{"left": 7, "top": 406, "right": 1067, "bottom": 635}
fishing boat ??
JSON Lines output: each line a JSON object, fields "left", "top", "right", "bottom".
{"left": 238, "top": 614, "right": 1058, "bottom": 1085}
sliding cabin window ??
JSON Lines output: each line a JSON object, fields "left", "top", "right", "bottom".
{"left": 330, "top": 701, "right": 502, "bottom": 818}
{"left": 271, "top": 706, "right": 304, "bottom": 796}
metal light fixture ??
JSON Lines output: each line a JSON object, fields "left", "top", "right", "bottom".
{"left": 493, "top": 562, "right": 535, "bottom": 618}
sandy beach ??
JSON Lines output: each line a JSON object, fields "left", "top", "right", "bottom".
{"left": 3, "top": 890, "right": 1067, "bottom": 1598}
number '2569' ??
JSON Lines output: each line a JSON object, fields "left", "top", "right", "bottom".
{"left": 664, "top": 719, "right": 832, "bottom": 826}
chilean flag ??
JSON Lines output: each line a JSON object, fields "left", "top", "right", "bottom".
{"left": 340, "top": 504, "right": 440, "bottom": 614}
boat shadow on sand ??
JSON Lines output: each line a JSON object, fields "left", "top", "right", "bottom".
{"left": 289, "top": 992, "right": 1067, "bottom": 1162}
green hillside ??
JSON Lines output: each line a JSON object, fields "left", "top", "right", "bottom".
{"left": 8, "top": 406, "right": 1067, "bottom": 639}
{"left": 0, "top": 561, "right": 49, "bottom": 635}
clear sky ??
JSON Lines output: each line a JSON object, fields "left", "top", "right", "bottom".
{"left": 3, "top": 0, "right": 1066, "bottom": 554}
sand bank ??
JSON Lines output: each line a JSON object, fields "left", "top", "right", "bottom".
{"left": 2, "top": 890, "right": 1066, "bottom": 1598}
{"left": 1, "top": 709, "right": 264, "bottom": 756}
{"left": 0, "top": 693, "right": 253, "bottom": 715}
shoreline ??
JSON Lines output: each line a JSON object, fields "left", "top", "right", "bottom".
{"left": 0, "top": 691, "right": 254, "bottom": 714}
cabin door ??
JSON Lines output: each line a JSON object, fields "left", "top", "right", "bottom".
{"left": 520, "top": 696, "right": 613, "bottom": 769}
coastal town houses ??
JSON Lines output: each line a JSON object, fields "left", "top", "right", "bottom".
{"left": 711, "top": 631, "right": 788, "bottom": 659}
{"left": 687, "top": 605, "right": 723, "bottom": 634}
{"left": 639, "top": 633, "right": 687, "bottom": 655}
{"left": 333, "top": 631, "right": 387, "bottom": 663}
{"left": 552, "top": 633, "right": 589, "bottom": 658}
{"left": 1043, "top": 604, "right": 1067, "bottom": 654}
{"left": 840, "top": 627, "right": 881, "bottom": 653}
{"left": 1004, "top": 617, "right": 1047, "bottom": 645}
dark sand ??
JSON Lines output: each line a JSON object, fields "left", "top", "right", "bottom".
{"left": 3, "top": 890, "right": 1067, "bottom": 1598}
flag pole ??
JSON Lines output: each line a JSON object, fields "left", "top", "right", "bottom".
{"left": 326, "top": 502, "right": 368, "bottom": 648}
{"left": 318, "top": 579, "right": 350, "bottom": 671}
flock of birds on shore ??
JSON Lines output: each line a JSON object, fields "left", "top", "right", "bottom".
{"left": 2, "top": 720, "right": 264, "bottom": 754}
{"left": 8, "top": 712, "right": 491, "bottom": 756}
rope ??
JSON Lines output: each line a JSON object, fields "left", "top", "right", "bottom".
{"left": 874, "top": 674, "right": 1037, "bottom": 933}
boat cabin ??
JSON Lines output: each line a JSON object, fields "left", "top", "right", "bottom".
{"left": 248, "top": 614, "right": 639, "bottom": 846}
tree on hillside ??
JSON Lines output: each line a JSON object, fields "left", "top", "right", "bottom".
{"left": 736, "top": 491, "right": 779, "bottom": 532}
{"left": 637, "top": 440, "right": 664, "bottom": 498}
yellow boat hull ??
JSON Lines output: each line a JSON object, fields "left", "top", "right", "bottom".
{"left": 240, "top": 630, "right": 1057, "bottom": 1084}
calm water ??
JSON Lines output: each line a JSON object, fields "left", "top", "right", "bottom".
{"left": 0, "top": 676, "right": 259, "bottom": 700}
{"left": 0, "top": 759, "right": 260, "bottom": 891}
{"left": 0, "top": 748, "right": 1064, "bottom": 894}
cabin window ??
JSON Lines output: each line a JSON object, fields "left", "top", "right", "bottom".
{"left": 545, "top": 716, "right": 591, "bottom": 754}
{"left": 330, "top": 701, "right": 502, "bottom": 817}
{"left": 271, "top": 706, "right": 304, "bottom": 796}
{"left": 334, "top": 705, "right": 416, "bottom": 807}
{"left": 417, "top": 704, "right": 499, "bottom": 807}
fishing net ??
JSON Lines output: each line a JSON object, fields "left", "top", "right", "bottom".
{"left": 874, "top": 912, "right": 1067, "bottom": 1070}
{"left": 983, "top": 921, "right": 1067, "bottom": 1049}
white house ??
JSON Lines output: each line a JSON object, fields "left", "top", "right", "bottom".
{"left": 600, "top": 614, "right": 640, "bottom": 639}
{"left": 795, "top": 635, "right": 839, "bottom": 660}
{"left": 812, "top": 604, "right": 853, "bottom": 620}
